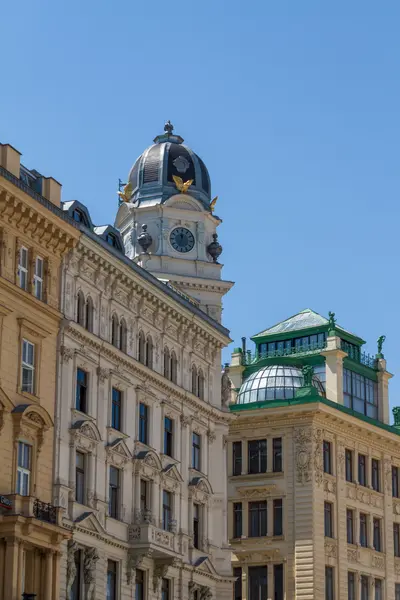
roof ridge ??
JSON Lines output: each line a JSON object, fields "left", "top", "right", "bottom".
{"left": 252, "top": 308, "right": 327, "bottom": 338}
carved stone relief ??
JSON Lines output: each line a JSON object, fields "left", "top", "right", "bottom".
{"left": 293, "top": 428, "right": 312, "bottom": 484}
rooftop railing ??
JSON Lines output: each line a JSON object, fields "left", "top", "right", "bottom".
{"left": 340, "top": 340, "right": 376, "bottom": 369}
{"left": 243, "top": 340, "right": 327, "bottom": 365}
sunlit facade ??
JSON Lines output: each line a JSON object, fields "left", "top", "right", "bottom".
{"left": 227, "top": 309, "right": 400, "bottom": 600}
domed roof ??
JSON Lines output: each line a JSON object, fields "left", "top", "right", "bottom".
{"left": 237, "top": 365, "right": 325, "bottom": 405}
{"left": 128, "top": 121, "right": 211, "bottom": 208}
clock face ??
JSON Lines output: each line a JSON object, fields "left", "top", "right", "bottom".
{"left": 170, "top": 227, "right": 195, "bottom": 253}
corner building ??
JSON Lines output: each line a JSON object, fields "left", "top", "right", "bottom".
{"left": 55, "top": 125, "right": 234, "bottom": 599}
{"left": 0, "top": 144, "right": 80, "bottom": 598}
{"left": 227, "top": 309, "right": 400, "bottom": 600}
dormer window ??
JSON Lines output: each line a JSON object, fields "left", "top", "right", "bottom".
{"left": 73, "top": 208, "right": 84, "bottom": 223}
{"left": 106, "top": 233, "right": 117, "bottom": 247}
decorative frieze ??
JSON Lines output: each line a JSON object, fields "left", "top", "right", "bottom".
{"left": 347, "top": 548, "right": 359, "bottom": 563}
{"left": 346, "top": 485, "right": 383, "bottom": 509}
{"left": 293, "top": 428, "right": 312, "bottom": 484}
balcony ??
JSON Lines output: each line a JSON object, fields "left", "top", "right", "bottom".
{"left": 243, "top": 340, "right": 327, "bottom": 365}
{"left": 0, "top": 494, "right": 62, "bottom": 527}
{"left": 129, "top": 511, "right": 182, "bottom": 559}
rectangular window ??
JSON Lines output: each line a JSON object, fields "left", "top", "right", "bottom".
{"left": 16, "top": 441, "right": 31, "bottom": 496}
{"left": 393, "top": 466, "right": 399, "bottom": 497}
{"left": 109, "top": 466, "right": 120, "bottom": 519}
{"left": 164, "top": 417, "right": 173, "bottom": 457}
{"left": 76, "top": 368, "right": 88, "bottom": 413}
{"left": 33, "top": 256, "right": 44, "bottom": 300}
{"left": 394, "top": 523, "right": 400, "bottom": 557}
{"left": 248, "top": 440, "right": 267, "bottom": 474}
{"left": 233, "top": 502, "right": 242, "bottom": 538}
{"left": 373, "top": 518, "right": 382, "bottom": 552}
{"left": 371, "top": 459, "right": 380, "bottom": 492}
{"left": 233, "top": 441, "right": 242, "bottom": 476}
{"left": 193, "top": 503, "right": 200, "bottom": 549}
{"left": 75, "top": 451, "right": 85, "bottom": 504}
{"left": 324, "top": 502, "right": 333, "bottom": 538}
{"left": 345, "top": 449, "right": 353, "bottom": 482}
{"left": 21, "top": 339, "right": 35, "bottom": 394}
{"left": 358, "top": 454, "right": 367, "bottom": 486}
{"left": 106, "top": 560, "right": 117, "bottom": 600}
{"left": 140, "top": 479, "right": 149, "bottom": 516}
{"left": 325, "top": 566, "right": 334, "bottom": 600}
{"left": 111, "top": 387, "right": 122, "bottom": 431}
{"left": 139, "top": 403, "right": 148, "bottom": 445}
{"left": 360, "top": 512, "right": 368, "bottom": 547}
{"left": 343, "top": 368, "right": 378, "bottom": 419}
{"left": 18, "top": 246, "right": 28, "bottom": 290}
{"left": 192, "top": 433, "right": 201, "bottom": 471}
{"left": 323, "top": 441, "right": 332, "bottom": 474}
{"left": 396, "top": 583, "right": 400, "bottom": 600}
{"left": 346, "top": 509, "right": 354, "bottom": 544}
{"left": 274, "top": 564, "right": 284, "bottom": 600}
{"left": 348, "top": 572, "right": 355, "bottom": 600}
{"left": 273, "top": 438, "right": 283, "bottom": 472}
{"left": 135, "top": 569, "right": 144, "bottom": 600}
{"left": 234, "top": 567, "right": 242, "bottom": 600}
{"left": 162, "top": 490, "right": 172, "bottom": 531}
{"left": 273, "top": 499, "right": 283, "bottom": 536}
{"left": 161, "top": 578, "right": 170, "bottom": 600}
{"left": 248, "top": 566, "right": 267, "bottom": 600}
{"left": 249, "top": 501, "right": 267, "bottom": 537}
{"left": 361, "top": 575, "right": 369, "bottom": 600}
{"left": 374, "top": 579, "right": 382, "bottom": 600}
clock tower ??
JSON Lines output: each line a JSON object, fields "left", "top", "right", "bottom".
{"left": 115, "top": 122, "right": 233, "bottom": 322}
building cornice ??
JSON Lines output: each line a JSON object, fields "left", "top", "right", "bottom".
{"left": 0, "top": 180, "right": 79, "bottom": 256}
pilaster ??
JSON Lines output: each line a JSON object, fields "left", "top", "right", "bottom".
{"left": 321, "top": 336, "right": 347, "bottom": 404}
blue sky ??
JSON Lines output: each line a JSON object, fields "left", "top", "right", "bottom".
{"left": 2, "top": 1, "right": 400, "bottom": 413}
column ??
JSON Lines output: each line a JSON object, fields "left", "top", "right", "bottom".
{"left": 321, "top": 336, "right": 347, "bottom": 404}
{"left": 69, "top": 441, "right": 76, "bottom": 501}
{"left": 242, "top": 565, "right": 248, "bottom": 600}
{"left": 17, "top": 541, "right": 24, "bottom": 598}
{"left": 242, "top": 440, "right": 248, "bottom": 475}
{"left": 243, "top": 501, "right": 249, "bottom": 538}
{"left": 369, "top": 513, "right": 374, "bottom": 550}
{"left": 354, "top": 508, "right": 360, "bottom": 546}
{"left": 376, "top": 358, "right": 392, "bottom": 425}
{"left": 188, "top": 500, "right": 193, "bottom": 539}
{"left": 268, "top": 499, "right": 274, "bottom": 537}
{"left": 267, "top": 439, "right": 273, "bottom": 473}
{"left": 134, "top": 472, "right": 141, "bottom": 518}
{"left": 152, "top": 479, "right": 159, "bottom": 525}
{"left": 3, "top": 538, "right": 19, "bottom": 599}
{"left": 44, "top": 550, "right": 53, "bottom": 600}
{"left": 267, "top": 564, "right": 273, "bottom": 600}
{"left": 88, "top": 452, "right": 95, "bottom": 506}
{"left": 52, "top": 551, "right": 61, "bottom": 600}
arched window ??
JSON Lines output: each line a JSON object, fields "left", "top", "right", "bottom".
{"left": 170, "top": 351, "right": 178, "bottom": 384}
{"left": 146, "top": 335, "right": 153, "bottom": 369}
{"left": 85, "top": 296, "right": 94, "bottom": 332}
{"left": 111, "top": 314, "right": 119, "bottom": 347}
{"left": 77, "top": 291, "right": 85, "bottom": 325}
{"left": 119, "top": 318, "right": 127, "bottom": 353}
{"left": 198, "top": 369, "right": 205, "bottom": 400}
{"left": 164, "top": 347, "right": 170, "bottom": 379}
{"left": 191, "top": 365, "right": 198, "bottom": 396}
{"left": 138, "top": 331, "right": 146, "bottom": 364}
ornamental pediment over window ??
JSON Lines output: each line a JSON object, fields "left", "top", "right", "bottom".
{"left": 134, "top": 449, "right": 162, "bottom": 477}
{"left": 106, "top": 438, "right": 132, "bottom": 467}
{"left": 189, "top": 475, "right": 213, "bottom": 503}
{"left": 161, "top": 464, "right": 184, "bottom": 491}
{"left": 12, "top": 404, "right": 52, "bottom": 451}
{"left": 70, "top": 419, "right": 102, "bottom": 450}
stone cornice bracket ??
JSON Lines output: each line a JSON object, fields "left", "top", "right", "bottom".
{"left": 126, "top": 549, "right": 153, "bottom": 585}
{"left": 61, "top": 345, "right": 75, "bottom": 363}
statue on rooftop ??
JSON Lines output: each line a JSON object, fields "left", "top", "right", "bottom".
{"left": 328, "top": 311, "right": 336, "bottom": 334}
{"left": 377, "top": 335, "right": 386, "bottom": 356}
{"left": 302, "top": 364, "right": 314, "bottom": 387}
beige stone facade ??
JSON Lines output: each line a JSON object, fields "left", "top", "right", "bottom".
{"left": 0, "top": 143, "right": 80, "bottom": 599}
{"left": 228, "top": 327, "right": 400, "bottom": 600}
{"left": 54, "top": 205, "right": 234, "bottom": 599}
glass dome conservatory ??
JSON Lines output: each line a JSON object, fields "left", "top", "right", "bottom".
{"left": 237, "top": 365, "right": 325, "bottom": 405}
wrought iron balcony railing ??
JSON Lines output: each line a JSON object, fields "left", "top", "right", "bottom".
{"left": 33, "top": 499, "right": 57, "bottom": 524}
{"left": 340, "top": 340, "right": 376, "bottom": 369}
{"left": 243, "top": 340, "right": 327, "bottom": 365}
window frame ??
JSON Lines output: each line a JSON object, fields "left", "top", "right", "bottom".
{"left": 371, "top": 458, "right": 381, "bottom": 492}
{"left": 345, "top": 449, "right": 353, "bottom": 482}
{"left": 273, "top": 498, "right": 283, "bottom": 536}
{"left": 33, "top": 256, "right": 44, "bottom": 300}
{"left": 325, "top": 566, "right": 334, "bottom": 600}
{"left": 111, "top": 387, "right": 122, "bottom": 431}
{"left": 273, "top": 437, "right": 283, "bottom": 472}
{"left": 192, "top": 432, "right": 201, "bottom": 471}
{"left": 394, "top": 522, "right": 400, "bottom": 557}
{"left": 76, "top": 368, "right": 88, "bottom": 414}
{"left": 233, "top": 502, "right": 243, "bottom": 538}
{"left": 193, "top": 502, "right": 201, "bottom": 549}
{"left": 373, "top": 517, "right": 382, "bottom": 552}
{"left": 393, "top": 466, "right": 399, "bottom": 498}
{"left": 359, "top": 512, "right": 368, "bottom": 547}
{"left": 348, "top": 572, "right": 356, "bottom": 600}
{"left": 323, "top": 440, "right": 332, "bottom": 474}
{"left": 21, "top": 338, "right": 35, "bottom": 395}
{"left": 324, "top": 501, "right": 334, "bottom": 538}
{"left": 139, "top": 403, "right": 149, "bottom": 445}
{"left": 233, "top": 441, "right": 242, "bottom": 476}
{"left": 248, "top": 501, "right": 267, "bottom": 537}
{"left": 358, "top": 453, "right": 367, "bottom": 487}
{"left": 109, "top": 465, "right": 120, "bottom": 520}
{"left": 75, "top": 451, "right": 86, "bottom": 505}
{"left": 162, "top": 489, "right": 172, "bottom": 531}
{"left": 248, "top": 566, "right": 267, "bottom": 600}
{"left": 164, "top": 416, "right": 174, "bottom": 457}
{"left": 16, "top": 441, "right": 31, "bottom": 496}
{"left": 18, "top": 246, "right": 29, "bottom": 290}
{"left": 106, "top": 560, "right": 117, "bottom": 600}
{"left": 346, "top": 508, "right": 354, "bottom": 544}
{"left": 248, "top": 439, "right": 267, "bottom": 475}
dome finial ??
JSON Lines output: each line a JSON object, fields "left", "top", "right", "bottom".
{"left": 164, "top": 120, "right": 174, "bottom": 134}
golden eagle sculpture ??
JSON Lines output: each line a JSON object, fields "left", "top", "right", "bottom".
{"left": 210, "top": 196, "right": 218, "bottom": 213}
{"left": 118, "top": 182, "right": 133, "bottom": 203}
{"left": 172, "top": 175, "right": 193, "bottom": 193}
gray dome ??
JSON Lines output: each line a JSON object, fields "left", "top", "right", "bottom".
{"left": 128, "top": 121, "right": 211, "bottom": 209}
{"left": 237, "top": 365, "right": 325, "bottom": 405}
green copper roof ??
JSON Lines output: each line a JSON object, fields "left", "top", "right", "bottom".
{"left": 251, "top": 308, "right": 365, "bottom": 345}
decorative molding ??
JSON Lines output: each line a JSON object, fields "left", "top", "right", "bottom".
{"left": 324, "top": 541, "right": 337, "bottom": 558}
{"left": 61, "top": 345, "right": 75, "bottom": 363}
{"left": 371, "top": 554, "right": 385, "bottom": 570}
{"left": 347, "top": 547, "right": 359, "bottom": 563}
{"left": 237, "top": 485, "right": 276, "bottom": 499}
{"left": 97, "top": 366, "right": 110, "bottom": 382}
{"left": 293, "top": 428, "right": 312, "bottom": 485}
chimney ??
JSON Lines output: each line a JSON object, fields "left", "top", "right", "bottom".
{"left": 0, "top": 143, "right": 21, "bottom": 178}
{"left": 42, "top": 176, "right": 62, "bottom": 207}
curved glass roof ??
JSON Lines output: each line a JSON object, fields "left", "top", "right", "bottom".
{"left": 237, "top": 365, "right": 325, "bottom": 405}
